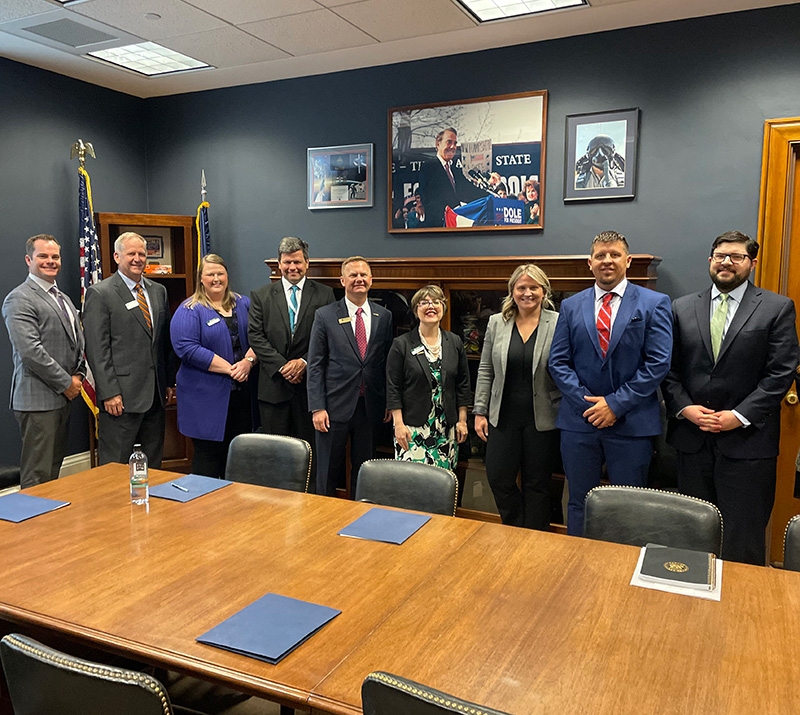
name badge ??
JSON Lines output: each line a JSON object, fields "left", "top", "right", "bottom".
{"left": 125, "top": 300, "right": 138, "bottom": 310}
{"left": 338, "top": 317, "right": 351, "bottom": 324}
{"left": 411, "top": 346, "right": 425, "bottom": 355}
{"left": 207, "top": 317, "right": 221, "bottom": 326}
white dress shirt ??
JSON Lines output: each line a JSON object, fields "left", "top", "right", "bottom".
{"left": 593, "top": 278, "right": 628, "bottom": 333}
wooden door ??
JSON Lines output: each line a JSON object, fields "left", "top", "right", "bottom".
{"left": 756, "top": 118, "right": 800, "bottom": 563}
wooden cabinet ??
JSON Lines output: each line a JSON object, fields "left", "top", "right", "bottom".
{"left": 265, "top": 255, "right": 662, "bottom": 527}
{"left": 93, "top": 212, "right": 196, "bottom": 472}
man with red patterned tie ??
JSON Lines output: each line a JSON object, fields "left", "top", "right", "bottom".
{"left": 548, "top": 231, "right": 673, "bottom": 535}
{"left": 307, "top": 257, "right": 393, "bottom": 497}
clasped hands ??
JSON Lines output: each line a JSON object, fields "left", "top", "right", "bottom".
{"left": 279, "top": 358, "right": 306, "bottom": 384}
{"left": 583, "top": 395, "right": 617, "bottom": 429}
{"left": 681, "top": 405, "right": 742, "bottom": 432}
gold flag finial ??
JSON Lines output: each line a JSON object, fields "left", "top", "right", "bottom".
{"left": 70, "top": 139, "right": 96, "bottom": 169}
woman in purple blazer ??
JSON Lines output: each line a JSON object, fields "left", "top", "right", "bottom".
{"left": 171, "top": 254, "right": 257, "bottom": 477}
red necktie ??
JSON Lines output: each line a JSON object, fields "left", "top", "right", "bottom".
{"left": 444, "top": 161, "right": 456, "bottom": 191}
{"left": 355, "top": 307, "right": 367, "bottom": 359}
{"left": 597, "top": 293, "right": 613, "bottom": 357}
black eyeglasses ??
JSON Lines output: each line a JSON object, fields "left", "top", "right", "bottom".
{"left": 711, "top": 252, "right": 749, "bottom": 265}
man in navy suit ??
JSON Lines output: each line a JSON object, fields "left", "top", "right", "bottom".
{"left": 418, "top": 127, "right": 487, "bottom": 227}
{"left": 549, "top": 231, "right": 673, "bottom": 535}
{"left": 307, "top": 257, "right": 393, "bottom": 497}
{"left": 662, "top": 231, "right": 798, "bottom": 564}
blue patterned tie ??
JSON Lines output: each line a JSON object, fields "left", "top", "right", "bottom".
{"left": 289, "top": 285, "right": 299, "bottom": 333}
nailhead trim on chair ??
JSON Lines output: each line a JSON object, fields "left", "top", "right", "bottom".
{"left": 3, "top": 634, "right": 171, "bottom": 715}
{"left": 359, "top": 459, "right": 459, "bottom": 516}
{"left": 585, "top": 485, "right": 724, "bottom": 548}
{"left": 365, "top": 672, "right": 493, "bottom": 714}
{"left": 783, "top": 514, "right": 800, "bottom": 560}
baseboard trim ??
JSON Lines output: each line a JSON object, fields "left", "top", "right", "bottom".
{"left": 60, "top": 451, "right": 93, "bottom": 478}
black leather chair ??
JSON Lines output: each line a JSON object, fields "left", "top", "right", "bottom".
{"left": 355, "top": 460, "right": 458, "bottom": 516}
{"left": 224, "top": 433, "right": 311, "bottom": 492}
{"left": 783, "top": 515, "right": 800, "bottom": 571}
{"left": 583, "top": 485, "right": 723, "bottom": 555}
{"left": 362, "top": 671, "right": 511, "bottom": 715}
{"left": 0, "top": 464, "right": 20, "bottom": 491}
{"left": 0, "top": 633, "right": 206, "bottom": 715}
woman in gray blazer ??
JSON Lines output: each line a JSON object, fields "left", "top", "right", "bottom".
{"left": 473, "top": 264, "right": 561, "bottom": 529}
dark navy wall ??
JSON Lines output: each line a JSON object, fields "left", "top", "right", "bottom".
{"left": 144, "top": 4, "right": 800, "bottom": 299}
{"left": 0, "top": 58, "right": 148, "bottom": 462}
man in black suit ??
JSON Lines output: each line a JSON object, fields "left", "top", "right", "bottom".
{"left": 662, "top": 231, "right": 799, "bottom": 564}
{"left": 307, "top": 257, "right": 393, "bottom": 497}
{"left": 248, "top": 237, "right": 334, "bottom": 462}
{"left": 418, "top": 127, "right": 487, "bottom": 227}
{"left": 83, "top": 232, "right": 174, "bottom": 467}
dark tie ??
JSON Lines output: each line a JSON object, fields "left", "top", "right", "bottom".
{"left": 444, "top": 161, "right": 456, "bottom": 191}
{"left": 49, "top": 286, "right": 73, "bottom": 338}
{"left": 597, "top": 293, "right": 614, "bottom": 357}
{"left": 134, "top": 284, "right": 152, "bottom": 332}
{"left": 289, "top": 285, "right": 299, "bottom": 333}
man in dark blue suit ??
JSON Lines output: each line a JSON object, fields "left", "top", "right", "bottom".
{"left": 662, "top": 231, "right": 798, "bottom": 564}
{"left": 549, "top": 231, "right": 673, "bottom": 535}
{"left": 417, "top": 127, "right": 487, "bottom": 227}
{"left": 307, "top": 257, "right": 393, "bottom": 497}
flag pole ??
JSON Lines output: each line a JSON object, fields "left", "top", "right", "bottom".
{"left": 196, "top": 170, "right": 210, "bottom": 269}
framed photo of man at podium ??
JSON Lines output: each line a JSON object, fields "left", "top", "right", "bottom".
{"left": 389, "top": 91, "right": 548, "bottom": 233}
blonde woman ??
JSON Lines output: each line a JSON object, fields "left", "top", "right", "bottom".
{"left": 170, "top": 254, "right": 256, "bottom": 477}
{"left": 473, "top": 265, "right": 561, "bottom": 529}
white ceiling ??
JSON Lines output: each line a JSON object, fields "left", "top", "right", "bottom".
{"left": 0, "top": 0, "right": 798, "bottom": 98}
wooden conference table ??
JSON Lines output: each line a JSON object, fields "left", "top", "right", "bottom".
{"left": 1, "top": 465, "right": 800, "bottom": 714}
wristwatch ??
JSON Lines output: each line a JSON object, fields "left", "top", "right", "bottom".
{"left": 246, "top": 356, "right": 255, "bottom": 364}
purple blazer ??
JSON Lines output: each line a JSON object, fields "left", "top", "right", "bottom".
{"left": 170, "top": 295, "right": 252, "bottom": 441}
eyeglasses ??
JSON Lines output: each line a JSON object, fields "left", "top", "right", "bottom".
{"left": 711, "top": 252, "right": 749, "bottom": 265}
{"left": 418, "top": 299, "right": 443, "bottom": 308}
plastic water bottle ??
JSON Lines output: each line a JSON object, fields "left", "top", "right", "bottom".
{"left": 129, "top": 444, "right": 149, "bottom": 505}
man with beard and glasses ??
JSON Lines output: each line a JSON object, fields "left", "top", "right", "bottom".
{"left": 662, "top": 231, "right": 799, "bottom": 565}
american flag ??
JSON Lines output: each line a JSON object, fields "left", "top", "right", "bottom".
{"left": 196, "top": 200, "right": 210, "bottom": 268}
{"left": 78, "top": 166, "right": 101, "bottom": 425}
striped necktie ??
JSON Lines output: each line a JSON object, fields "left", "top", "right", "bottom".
{"left": 134, "top": 284, "right": 152, "bottom": 332}
{"left": 289, "top": 285, "right": 299, "bottom": 333}
{"left": 597, "top": 292, "right": 614, "bottom": 357}
{"left": 710, "top": 293, "right": 729, "bottom": 361}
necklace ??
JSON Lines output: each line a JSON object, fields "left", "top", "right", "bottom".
{"left": 419, "top": 327, "right": 441, "bottom": 357}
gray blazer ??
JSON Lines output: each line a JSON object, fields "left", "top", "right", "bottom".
{"left": 473, "top": 309, "right": 561, "bottom": 431}
{"left": 83, "top": 272, "right": 172, "bottom": 414}
{"left": 2, "top": 278, "right": 85, "bottom": 411}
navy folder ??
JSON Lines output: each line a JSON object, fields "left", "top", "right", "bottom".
{"left": 338, "top": 507, "right": 431, "bottom": 545}
{"left": 150, "top": 474, "right": 233, "bottom": 503}
{"left": 0, "top": 493, "right": 69, "bottom": 523}
{"left": 196, "top": 593, "right": 341, "bottom": 664}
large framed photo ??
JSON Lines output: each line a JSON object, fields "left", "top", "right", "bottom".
{"left": 389, "top": 91, "right": 547, "bottom": 232}
{"left": 307, "top": 143, "right": 373, "bottom": 209}
{"left": 564, "top": 108, "right": 639, "bottom": 202}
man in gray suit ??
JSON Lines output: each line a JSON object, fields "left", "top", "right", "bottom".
{"left": 2, "top": 234, "right": 85, "bottom": 488}
{"left": 83, "top": 232, "right": 173, "bottom": 467}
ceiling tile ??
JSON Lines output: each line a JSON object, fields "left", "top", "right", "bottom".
{"left": 70, "top": 0, "right": 226, "bottom": 41}
{"left": 316, "top": 0, "right": 370, "bottom": 6}
{"left": 334, "top": 0, "right": 474, "bottom": 41}
{"left": 183, "top": 0, "right": 322, "bottom": 25}
{"left": 0, "top": 0, "right": 56, "bottom": 23}
{"left": 243, "top": 9, "right": 377, "bottom": 55}
{"left": 160, "top": 25, "right": 289, "bottom": 67}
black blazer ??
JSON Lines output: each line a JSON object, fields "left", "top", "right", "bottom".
{"left": 248, "top": 278, "right": 334, "bottom": 404}
{"left": 418, "top": 159, "right": 487, "bottom": 227}
{"left": 662, "top": 282, "right": 799, "bottom": 459}
{"left": 386, "top": 329, "right": 471, "bottom": 428}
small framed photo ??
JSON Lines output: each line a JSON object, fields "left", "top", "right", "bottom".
{"left": 564, "top": 108, "right": 639, "bottom": 201}
{"left": 307, "top": 143, "right": 373, "bottom": 209}
{"left": 144, "top": 235, "right": 164, "bottom": 258}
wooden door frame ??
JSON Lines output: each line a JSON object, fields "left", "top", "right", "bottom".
{"left": 756, "top": 117, "right": 800, "bottom": 562}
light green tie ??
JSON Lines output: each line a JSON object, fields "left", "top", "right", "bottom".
{"left": 710, "top": 293, "right": 729, "bottom": 361}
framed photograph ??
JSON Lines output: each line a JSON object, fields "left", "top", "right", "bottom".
{"left": 144, "top": 235, "right": 163, "bottom": 259}
{"left": 389, "top": 90, "right": 547, "bottom": 232}
{"left": 307, "top": 143, "right": 373, "bottom": 209}
{"left": 564, "top": 108, "right": 639, "bottom": 202}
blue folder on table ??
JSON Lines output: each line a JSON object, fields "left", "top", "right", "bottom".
{"left": 338, "top": 507, "right": 431, "bottom": 545}
{"left": 196, "top": 593, "right": 341, "bottom": 664}
{"left": 0, "top": 493, "right": 70, "bottom": 523}
{"left": 150, "top": 474, "right": 232, "bottom": 503}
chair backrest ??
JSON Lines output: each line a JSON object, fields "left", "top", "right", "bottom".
{"left": 355, "top": 460, "right": 458, "bottom": 516}
{"left": 583, "top": 485, "right": 723, "bottom": 556}
{"left": 225, "top": 433, "right": 311, "bottom": 491}
{"left": 0, "top": 634, "right": 173, "bottom": 715}
{"left": 362, "top": 671, "right": 511, "bottom": 715}
{"left": 783, "top": 515, "right": 800, "bottom": 571}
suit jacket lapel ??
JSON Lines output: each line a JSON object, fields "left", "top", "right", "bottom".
{"left": 581, "top": 289, "right": 604, "bottom": 359}
{"left": 606, "top": 286, "right": 637, "bottom": 358}
{"left": 412, "top": 330, "right": 435, "bottom": 386}
{"left": 273, "top": 281, "right": 292, "bottom": 337}
{"left": 693, "top": 288, "right": 714, "bottom": 362}
{"left": 363, "top": 305, "right": 383, "bottom": 362}
{"left": 114, "top": 273, "right": 151, "bottom": 339}
{"left": 293, "top": 280, "right": 313, "bottom": 333}
{"left": 533, "top": 311, "right": 554, "bottom": 370}
{"left": 717, "top": 283, "right": 760, "bottom": 363}
{"left": 496, "top": 318, "right": 513, "bottom": 377}
{"left": 337, "top": 300, "right": 362, "bottom": 361}
{"left": 29, "top": 282, "right": 76, "bottom": 347}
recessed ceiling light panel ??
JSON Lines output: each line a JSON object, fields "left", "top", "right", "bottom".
{"left": 456, "top": 0, "right": 586, "bottom": 22}
{"left": 88, "top": 41, "right": 211, "bottom": 77}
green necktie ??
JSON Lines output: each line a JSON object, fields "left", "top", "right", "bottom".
{"left": 710, "top": 293, "right": 729, "bottom": 361}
